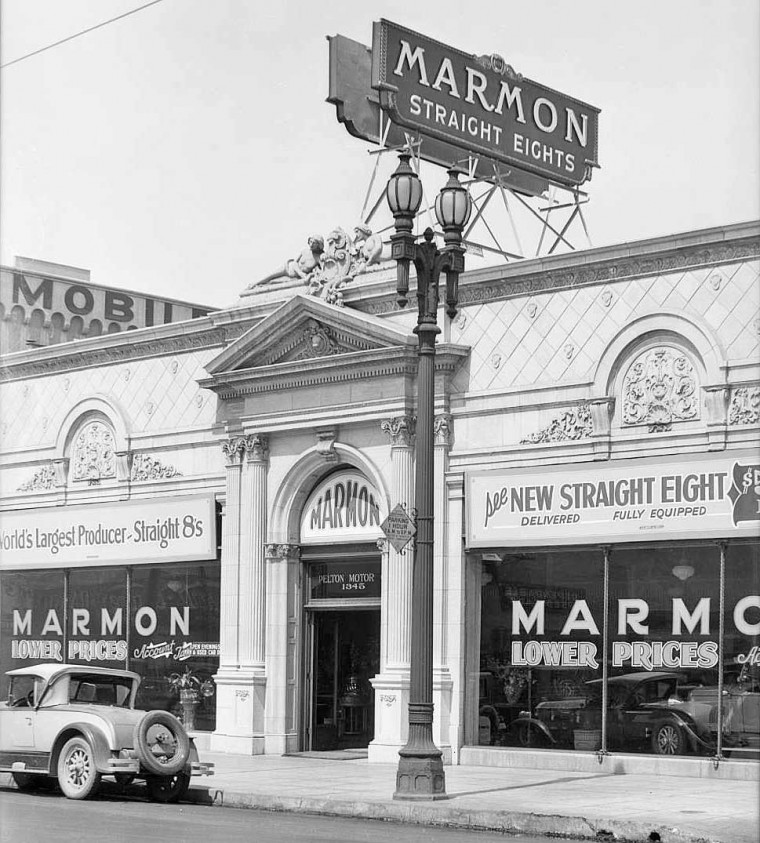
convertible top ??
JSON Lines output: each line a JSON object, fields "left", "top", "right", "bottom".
{"left": 6, "top": 663, "right": 141, "bottom": 684}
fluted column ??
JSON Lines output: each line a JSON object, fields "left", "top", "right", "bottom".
{"left": 369, "top": 415, "right": 416, "bottom": 763}
{"left": 432, "top": 414, "right": 454, "bottom": 759}
{"left": 239, "top": 434, "right": 269, "bottom": 671}
{"left": 219, "top": 436, "right": 245, "bottom": 669}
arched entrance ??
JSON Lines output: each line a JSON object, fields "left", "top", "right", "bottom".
{"left": 298, "top": 469, "right": 385, "bottom": 752}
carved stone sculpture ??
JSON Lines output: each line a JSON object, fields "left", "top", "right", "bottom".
{"left": 249, "top": 236, "right": 325, "bottom": 288}
{"left": 244, "top": 224, "right": 388, "bottom": 305}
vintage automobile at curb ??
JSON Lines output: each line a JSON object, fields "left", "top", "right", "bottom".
{"left": 508, "top": 670, "right": 760, "bottom": 756}
{"left": 0, "top": 664, "right": 214, "bottom": 801}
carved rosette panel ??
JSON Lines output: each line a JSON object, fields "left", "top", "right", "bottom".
{"left": 18, "top": 463, "right": 56, "bottom": 492}
{"left": 381, "top": 416, "right": 416, "bottom": 447}
{"left": 622, "top": 347, "right": 698, "bottom": 433}
{"left": 130, "top": 454, "right": 183, "bottom": 481}
{"left": 72, "top": 421, "right": 116, "bottom": 484}
{"left": 729, "top": 386, "right": 760, "bottom": 425}
{"left": 521, "top": 404, "right": 593, "bottom": 444}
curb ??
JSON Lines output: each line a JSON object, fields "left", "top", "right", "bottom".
{"left": 0, "top": 774, "right": 725, "bottom": 843}
{"left": 186, "top": 785, "right": 720, "bottom": 843}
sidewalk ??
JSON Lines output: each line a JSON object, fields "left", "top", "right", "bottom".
{"left": 2, "top": 751, "right": 757, "bottom": 842}
{"left": 184, "top": 751, "right": 760, "bottom": 843}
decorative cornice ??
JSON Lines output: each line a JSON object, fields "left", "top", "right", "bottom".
{"left": 204, "top": 345, "right": 468, "bottom": 400}
{"left": 381, "top": 415, "right": 416, "bottom": 447}
{"left": 729, "top": 386, "right": 760, "bottom": 425}
{"left": 130, "top": 453, "right": 183, "bottom": 481}
{"left": 521, "top": 404, "right": 593, "bottom": 444}
{"left": 359, "top": 235, "right": 760, "bottom": 316}
{"left": 0, "top": 325, "right": 236, "bottom": 383}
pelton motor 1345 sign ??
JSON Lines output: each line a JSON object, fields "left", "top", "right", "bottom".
{"left": 371, "top": 20, "right": 599, "bottom": 187}
{"left": 467, "top": 452, "right": 760, "bottom": 547}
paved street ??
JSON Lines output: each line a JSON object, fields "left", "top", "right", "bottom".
{"left": 0, "top": 786, "right": 559, "bottom": 843}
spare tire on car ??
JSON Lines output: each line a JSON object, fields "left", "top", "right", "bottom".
{"left": 133, "top": 710, "right": 190, "bottom": 775}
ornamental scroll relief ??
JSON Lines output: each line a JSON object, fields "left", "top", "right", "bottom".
{"left": 729, "top": 386, "right": 760, "bottom": 425}
{"left": 622, "top": 347, "right": 698, "bottom": 433}
{"left": 520, "top": 404, "right": 593, "bottom": 444}
{"left": 130, "top": 454, "right": 183, "bottom": 481}
{"left": 17, "top": 464, "right": 56, "bottom": 492}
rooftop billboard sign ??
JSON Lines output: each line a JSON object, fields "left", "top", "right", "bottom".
{"left": 370, "top": 20, "right": 600, "bottom": 188}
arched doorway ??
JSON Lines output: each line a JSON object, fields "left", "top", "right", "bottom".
{"left": 298, "top": 470, "right": 385, "bottom": 752}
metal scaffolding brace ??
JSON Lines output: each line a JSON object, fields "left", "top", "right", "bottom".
{"left": 359, "top": 133, "right": 593, "bottom": 264}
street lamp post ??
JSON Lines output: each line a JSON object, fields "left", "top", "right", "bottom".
{"left": 386, "top": 153, "right": 471, "bottom": 801}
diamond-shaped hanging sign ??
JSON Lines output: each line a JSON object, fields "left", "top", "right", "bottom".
{"left": 380, "top": 503, "right": 416, "bottom": 553}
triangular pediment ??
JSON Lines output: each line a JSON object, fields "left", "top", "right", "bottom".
{"left": 205, "top": 293, "right": 415, "bottom": 377}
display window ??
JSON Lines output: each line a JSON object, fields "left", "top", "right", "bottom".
{"left": 1, "top": 569, "right": 65, "bottom": 671}
{"left": 131, "top": 562, "right": 220, "bottom": 730}
{"left": 471, "top": 541, "right": 760, "bottom": 760}
{"left": 0, "top": 560, "right": 220, "bottom": 731}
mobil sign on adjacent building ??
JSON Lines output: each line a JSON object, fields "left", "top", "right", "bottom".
{"left": 370, "top": 20, "right": 600, "bottom": 187}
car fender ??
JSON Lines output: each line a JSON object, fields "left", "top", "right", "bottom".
{"left": 50, "top": 723, "right": 114, "bottom": 774}
{"left": 510, "top": 714, "right": 556, "bottom": 744}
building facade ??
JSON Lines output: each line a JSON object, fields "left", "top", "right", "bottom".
{"left": 1, "top": 220, "right": 758, "bottom": 778}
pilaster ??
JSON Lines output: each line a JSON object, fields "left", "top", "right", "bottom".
{"left": 369, "top": 415, "right": 415, "bottom": 763}
{"left": 432, "top": 413, "right": 453, "bottom": 763}
{"left": 264, "top": 543, "right": 301, "bottom": 756}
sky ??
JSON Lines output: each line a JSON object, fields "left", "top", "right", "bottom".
{"left": 1, "top": 0, "right": 758, "bottom": 310}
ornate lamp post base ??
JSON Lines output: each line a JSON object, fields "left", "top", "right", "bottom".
{"left": 394, "top": 754, "right": 447, "bottom": 800}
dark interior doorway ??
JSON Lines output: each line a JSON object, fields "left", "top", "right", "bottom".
{"left": 309, "top": 609, "right": 380, "bottom": 751}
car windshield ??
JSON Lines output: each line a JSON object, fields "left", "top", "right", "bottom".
{"left": 7, "top": 675, "right": 41, "bottom": 707}
{"left": 69, "top": 676, "right": 132, "bottom": 707}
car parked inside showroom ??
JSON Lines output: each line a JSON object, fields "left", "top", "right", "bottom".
{"left": 509, "top": 669, "right": 760, "bottom": 756}
{"left": 0, "top": 663, "right": 213, "bottom": 801}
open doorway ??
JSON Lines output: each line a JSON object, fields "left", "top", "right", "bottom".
{"left": 306, "top": 609, "right": 380, "bottom": 751}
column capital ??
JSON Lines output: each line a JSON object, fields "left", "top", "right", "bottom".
{"left": 265, "top": 543, "right": 301, "bottom": 562}
{"left": 244, "top": 433, "right": 269, "bottom": 463}
{"left": 381, "top": 415, "right": 416, "bottom": 447}
{"left": 222, "top": 436, "right": 246, "bottom": 466}
{"left": 433, "top": 414, "right": 453, "bottom": 447}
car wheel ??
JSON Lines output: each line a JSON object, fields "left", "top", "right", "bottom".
{"left": 133, "top": 710, "right": 190, "bottom": 776}
{"left": 11, "top": 772, "right": 53, "bottom": 792}
{"left": 57, "top": 736, "right": 102, "bottom": 799}
{"left": 652, "top": 721, "right": 686, "bottom": 755}
{"left": 145, "top": 772, "right": 191, "bottom": 803}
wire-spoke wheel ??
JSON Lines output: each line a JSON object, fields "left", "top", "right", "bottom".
{"left": 652, "top": 721, "right": 686, "bottom": 755}
{"left": 57, "top": 736, "right": 102, "bottom": 799}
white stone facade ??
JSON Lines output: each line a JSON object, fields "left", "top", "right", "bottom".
{"left": 1, "top": 220, "right": 758, "bottom": 774}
